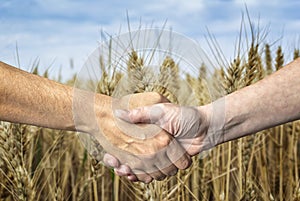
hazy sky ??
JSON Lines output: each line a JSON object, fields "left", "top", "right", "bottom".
{"left": 1, "top": 0, "right": 300, "bottom": 80}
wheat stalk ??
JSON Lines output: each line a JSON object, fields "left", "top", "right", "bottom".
{"left": 0, "top": 122, "right": 35, "bottom": 201}
{"left": 275, "top": 46, "right": 284, "bottom": 71}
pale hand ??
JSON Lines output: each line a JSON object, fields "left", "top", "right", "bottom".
{"left": 116, "top": 103, "right": 212, "bottom": 156}
{"left": 106, "top": 102, "right": 212, "bottom": 181}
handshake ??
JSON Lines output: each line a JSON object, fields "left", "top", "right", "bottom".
{"left": 4, "top": 58, "right": 296, "bottom": 184}
{"left": 0, "top": 61, "right": 224, "bottom": 185}
{"left": 0, "top": 61, "right": 222, "bottom": 184}
{"left": 84, "top": 92, "right": 216, "bottom": 184}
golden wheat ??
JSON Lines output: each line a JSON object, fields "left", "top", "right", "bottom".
{"left": 0, "top": 19, "right": 300, "bottom": 201}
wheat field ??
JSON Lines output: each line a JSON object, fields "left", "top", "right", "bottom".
{"left": 0, "top": 19, "right": 300, "bottom": 201}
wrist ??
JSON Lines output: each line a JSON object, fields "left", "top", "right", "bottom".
{"left": 72, "top": 89, "right": 112, "bottom": 134}
{"left": 196, "top": 101, "right": 225, "bottom": 150}
{"left": 196, "top": 105, "right": 214, "bottom": 151}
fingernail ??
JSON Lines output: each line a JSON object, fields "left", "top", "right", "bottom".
{"left": 114, "top": 109, "right": 129, "bottom": 118}
{"left": 115, "top": 166, "right": 131, "bottom": 176}
{"left": 107, "top": 159, "right": 117, "bottom": 167}
{"left": 119, "top": 165, "right": 130, "bottom": 174}
{"left": 127, "top": 175, "right": 138, "bottom": 182}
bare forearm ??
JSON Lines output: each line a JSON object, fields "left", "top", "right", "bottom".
{"left": 204, "top": 58, "right": 300, "bottom": 145}
{"left": 0, "top": 61, "right": 109, "bottom": 132}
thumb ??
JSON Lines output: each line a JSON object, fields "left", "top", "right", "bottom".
{"left": 115, "top": 105, "right": 165, "bottom": 124}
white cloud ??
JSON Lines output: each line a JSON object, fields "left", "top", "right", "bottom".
{"left": 0, "top": 18, "right": 101, "bottom": 77}
{"left": 1, "top": 0, "right": 300, "bottom": 81}
{"left": 233, "top": 0, "right": 280, "bottom": 6}
{"left": 155, "top": 0, "right": 204, "bottom": 14}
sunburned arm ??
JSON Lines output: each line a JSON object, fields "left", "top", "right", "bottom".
{"left": 0, "top": 61, "right": 98, "bottom": 131}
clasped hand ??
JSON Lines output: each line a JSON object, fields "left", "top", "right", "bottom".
{"left": 91, "top": 92, "right": 212, "bottom": 183}
{"left": 91, "top": 92, "right": 205, "bottom": 183}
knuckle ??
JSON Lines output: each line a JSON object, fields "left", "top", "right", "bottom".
{"left": 180, "top": 157, "right": 192, "bottom": 170}
{"left": 157, "top": 134, "right": 171, "bottom": 148}
{"left": 149, "top": 92, "right": 168, "bottom": 103}
{"left": 169, "top": 168, "right": 178, "bottom": 176}
{"left": 144, "top": 178, "right": 153, "bottom": 184}
{"left": 161, "top": 165, "right": 178, "bottom": 176}
{"left": 127, "top": 111, "right": 137, "bottom": 122}
{"left": 149, "top": 171, "right": 166, "bottom": 181}
{"left": 139, "top": 175, "right": 152, "bottom": 184}
{"left": 128, "top": 108, "right": 146, "bottom": 123}
{"left": 156, "top": 175, "right": 167, "bottom": 181}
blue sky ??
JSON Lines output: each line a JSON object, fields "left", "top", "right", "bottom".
{"left": 1, "top": 0, "right": 300, "bottom": 80}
